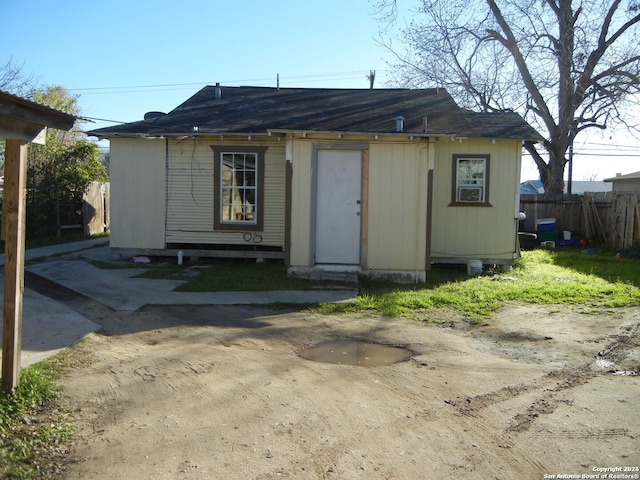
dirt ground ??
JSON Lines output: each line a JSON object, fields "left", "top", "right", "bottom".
{"left": 58, "top": 301, "right": 640, "bottom": 480}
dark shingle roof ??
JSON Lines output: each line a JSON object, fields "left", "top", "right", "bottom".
{"left": 86, "top": 86, "right": 541, "bottom": 141}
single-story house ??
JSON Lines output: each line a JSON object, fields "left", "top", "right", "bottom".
{"left": 604, "top": 171, "right": 640, "bottom": 193}
{"left": 87, "top": 85, "right": 541, "bottom": 281}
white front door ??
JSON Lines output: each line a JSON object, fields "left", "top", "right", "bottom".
{"left": 314, "top": 149, "right": 362, "bottom": 265}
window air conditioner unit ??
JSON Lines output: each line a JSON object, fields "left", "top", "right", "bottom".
{"left": 458, "top": 186, "right": 483, "bottom": 202}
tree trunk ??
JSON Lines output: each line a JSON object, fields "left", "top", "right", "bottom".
{"left": 539, "top": 148, "right": 567, "bottom": 194}
{"left": 524, "top": 141, "right": 568, "bottom": 194}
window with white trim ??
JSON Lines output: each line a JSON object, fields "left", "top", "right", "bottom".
{"left": 212, "top": 146, "right": 266, "bottom": 231}
{"left": 452, "top": 154, "right": 490, "bottom": 206}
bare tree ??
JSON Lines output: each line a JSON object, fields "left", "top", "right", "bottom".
{"left": 377, "top": 0, "right": 640, "bottom": 193}
{"left": 0, "top": 57, "right": 39, "bottom": 171}
{"left": 0, "top": 56, "right": 37, "bottom": 94}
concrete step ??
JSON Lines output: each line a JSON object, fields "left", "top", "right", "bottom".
{"left": 309, "top": 270, "right": 359, "bottom": 290}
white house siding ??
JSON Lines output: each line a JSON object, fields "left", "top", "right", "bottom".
{"left": 366, "top": 142, "right": 429, "bottom": 273}
{"left": 109, "top": 138, "right": 166, "bottom": 249}
{"left": 430, "top": 138, "right": 522, "bottom": 264}
{"left": 165, "top": 138, "right": 286, "bottom": 247}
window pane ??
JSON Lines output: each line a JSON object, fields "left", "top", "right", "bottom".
{"left": 243, "top": 171, "right": 255, "bottom": 187}
{"left": 219, "top": 152, "right": 258, "bottom": 223}
{"left": 244, "top": 156, "right": 256, "bottom": 171}
{"left": 456, "top": 158, "right": 486, "bottom": 203}
{"left": 221, "top": 162, "right": 233, "bottom": 187}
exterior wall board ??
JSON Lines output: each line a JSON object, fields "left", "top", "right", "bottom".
{"left": 367, "top": 143, "right": 428, "bottom": 271}
{"left": 165, "top": 138, "right": 285, "bottom": 246}
{"left": 111, "top": 132, "right": 521, "bottom": 271}
{"left": 109, "top": 138, "right": 166, "bottom": 249}
{"left": 288, "top": 139, "right": 429, "bottom": 275}
{"left": 430, "top": 138, "right": 521, "bottom": 262}
{"left": 288, "top": 140, "right": 314, "bottom": 267}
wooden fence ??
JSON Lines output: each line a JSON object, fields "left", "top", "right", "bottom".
{"left": 81, "top": 181, "right": 110, "bottom": 236}
{"left": 55, "top": 181, "right": 110, "bottom": 237}
{"left": 519, "top": 192, "right": 640, "bottom": 250}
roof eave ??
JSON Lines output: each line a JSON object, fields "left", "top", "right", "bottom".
{"left": 87, "top": 129, "right": 543, "bottom": 143}
{"left": 268, "top": 129, "right": 542, "bottom": 142}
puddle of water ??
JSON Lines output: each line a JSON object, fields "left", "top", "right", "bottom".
{"left": 298, "top": 340, "right": 411, "bottom": 366}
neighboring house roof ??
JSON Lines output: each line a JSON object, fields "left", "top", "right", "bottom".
{"left": 87, "top": 86, "right": 542, "bottom": 141}
{"left": 604, "top": 171, "right": 640, "bottom": 182}
{"left": 520, "top": 180, "right": 544, "bottom": 194}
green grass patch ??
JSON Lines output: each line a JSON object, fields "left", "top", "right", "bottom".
{"left": 0, "top": 347, "right": 89, "bottom": 480}
{"left": 135, "top": 258, "right": 311, "bottom": 291}
{"left": 316, "top": 248, "right": 640, "bottom": 321}
{"left": 93, "top": 247, "right": 640, "bottom": 322}
{"left": 548, "top": 248, "right": 640, "bottom": 286}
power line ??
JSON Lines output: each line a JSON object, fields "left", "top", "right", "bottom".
{"left": 572, "top": 152, "right": 639, "bottom": 157}
{"left": 80, "top": 115, "right": 129, "bottom": 124}
{"left": 67, "top": 70, "right": 381, "bottom": 94}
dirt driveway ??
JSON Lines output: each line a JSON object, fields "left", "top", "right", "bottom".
{"left": 59, "top": 302, "right": 639, "bottom": 480}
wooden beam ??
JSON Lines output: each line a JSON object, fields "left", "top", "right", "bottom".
{"left": 0, "top": 91, "right": 75, "bottom": 132}
{"left": 2, "top": 139, "right": 28, "bottom": 394}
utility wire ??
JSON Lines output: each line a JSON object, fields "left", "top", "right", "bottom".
{"left": 67, "top": 70, "right": 382, "bottom": 94}
{"left": 79, "top": 116, "right": 129, "bottom": 124}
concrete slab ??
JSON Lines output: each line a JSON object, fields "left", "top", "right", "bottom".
{"left": 309, "top": 270, "right": 359, "bottom": 290}
{"left": 0, "top": 237, "right": 110, "bottom": 266}
{"left": 27, "top": 259, "right": 185, "bottom": 311}
{"left": 1, "top": 238, "right": 109, "bottom": 371}
{"left": 2, "top": 237, "right": 357, "bottom": 372}
{"left": 0, "top": 284, "right": 100, "bottom": 368}
{"left": 26, "top": 258, "right": 357, "bottom": 310}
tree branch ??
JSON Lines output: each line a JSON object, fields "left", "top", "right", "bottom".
{"left": 485, "top": 0, "right": 557, "bottom": 135}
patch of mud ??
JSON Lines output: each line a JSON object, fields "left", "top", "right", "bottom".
{"left": 56, "top": 303, "right": 640, "bottom": 479}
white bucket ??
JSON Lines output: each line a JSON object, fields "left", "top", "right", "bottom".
{"left": 467, "top": 260, "right": 483, "bottom": 276}
{"left": 563, "top": 231, "right": 571, "bottom": 240}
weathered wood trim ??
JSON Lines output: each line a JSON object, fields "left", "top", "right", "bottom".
{"left": 425, "top": 168, "right": 433, "bottom": 271}
{"left": 211, "top": 145, "right": 267, "bottom": 232}
{"left": 113, "top": 247, "right": 284, "bottom": 260}
{"left": 284, "top": 160, "right": 293, "bottom": 266}
{"left": 360, "top": 149, "right": 369, "bottom": 269}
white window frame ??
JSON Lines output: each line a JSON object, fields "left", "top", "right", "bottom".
{"left": 452, "top": 154, "right": 491, "bottom": 206}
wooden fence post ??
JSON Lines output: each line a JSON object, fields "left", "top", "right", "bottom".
{"left": 2, "top": 139, "right": 28, "bottom": 393}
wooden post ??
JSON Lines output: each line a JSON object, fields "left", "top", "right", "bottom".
{"left": 2, "top": 139, "right": 28, "bottom": 394}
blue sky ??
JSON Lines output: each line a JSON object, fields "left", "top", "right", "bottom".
{"left": 1, "top": 0, "right": 638, "bottom": 181}
{"left": 0, "top": 0, "right": 391, "bottom": 128}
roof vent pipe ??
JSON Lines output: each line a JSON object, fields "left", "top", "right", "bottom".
{"left": 214, "top": 82, "right": 222, "bottom": 100}
{"left": 395, "top": 116, "right": 405, "bottom": 133}
{"left": 422, "top": 117, "right": 428, "bottom": 133}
